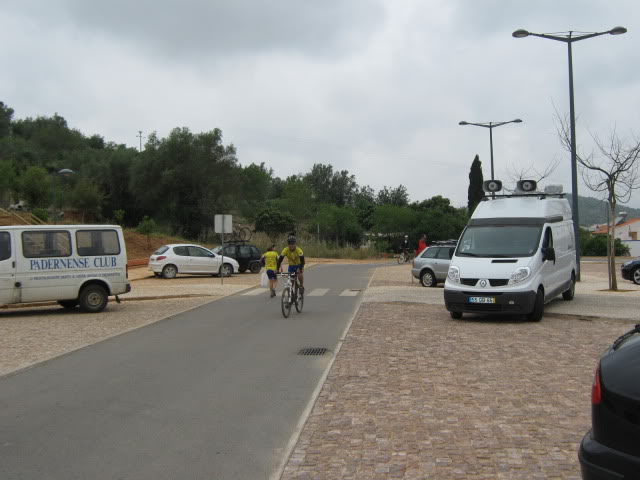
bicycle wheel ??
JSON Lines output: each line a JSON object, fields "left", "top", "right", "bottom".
{"left": 281, "top": 287, "right": 292, "bottom": 318}
{"left": 397, "top": 253, "right": 404, "bottom": 264}
{"left": 295, "top": 282, "right": 304, "bottom": 313}
{"left": 238, "top": 227, "right": 251, "bottom": 241}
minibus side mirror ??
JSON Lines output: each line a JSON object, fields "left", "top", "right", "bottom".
{"left": 543, "top": 246, "right": 556, "bottom": 262}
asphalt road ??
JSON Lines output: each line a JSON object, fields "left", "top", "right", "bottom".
{"left": 0, "top": 263, "right": 376, "bottom": 480}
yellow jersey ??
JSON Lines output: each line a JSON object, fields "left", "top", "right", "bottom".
{"left": 281, "top": 246, "right": 304, "bottom": 266}
{"left": 262, "top": 251, "right": 278, "bottom": 270}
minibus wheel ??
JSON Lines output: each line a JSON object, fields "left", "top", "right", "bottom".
{"left": 526, "top": 288, "right": 544, "bottom": 322}
{"left": 79, "top": 285, "right": 108, "bottom": 313}
{"left": 450, "top": 311, "right": 462, "bottom": 320}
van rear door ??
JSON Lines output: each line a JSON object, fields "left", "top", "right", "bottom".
{"left": 0, "top": 231, "right": 16, "bottom": 305}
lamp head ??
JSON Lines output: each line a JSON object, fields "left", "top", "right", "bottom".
{"left": 512, "top": 29, "right": 530, "bottom": 38}
{"left": 58, "top": 168, "right": 75, "bottom": 176}
{"left": 513, "top": 119, "right": 523, "bottom": 123}
{"left": 458, "top": 121, "right": 468, "bottom": 125}
{"left": 609, "top": 26, "right": 627, "bottom": 35}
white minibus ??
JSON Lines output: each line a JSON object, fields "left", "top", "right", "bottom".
{"left": 0, "top": 225, "right": 131, "bottom": 312}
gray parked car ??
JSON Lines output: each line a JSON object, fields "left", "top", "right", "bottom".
{"left": 411, "top": 242, "right": 457, "bottom": 287}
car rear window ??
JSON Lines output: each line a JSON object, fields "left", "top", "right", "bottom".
{"left": 617, "top": 334, "right": 640, "bottom": 351}
{"left": 421, "top": 248, "right": 438, "bottom": 258}
{"left": 154, "top": 246, "right": 169, "bottom": 255}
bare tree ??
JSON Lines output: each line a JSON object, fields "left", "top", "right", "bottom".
{"left": 506, "top": 159, "right": 560, "bottom": 188}
{"left": 556, "top": 113, "right": 640, "bottom": 290}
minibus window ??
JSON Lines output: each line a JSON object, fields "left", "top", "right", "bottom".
{"left": 22, "top": 231, "right": 72, "bottom": 258}
{"left": 457, "top": 225, "right": 542, "bottom": 258}
{"left": 76, "top": 230, "right": 120, "bottom": 256}
{"left": 0, "top": 232, "right": 10, "bottom": 261}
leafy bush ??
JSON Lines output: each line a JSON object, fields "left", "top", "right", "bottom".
{"left": 31, "top": 207, "right": 49, "bottom": 222}
{"left": 113, "top": 209, "right": 125, "bottom": 225}
{"left": 136, "top": 216, "right": 157, "bottom": 247}
{"left": 581, "top": 233, "right": 630, "bottom": 256}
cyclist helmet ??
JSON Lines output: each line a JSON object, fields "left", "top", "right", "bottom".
{"left": 404, "top": 235, "right": 408, "bottom": 238}
{"left": 287, "top": 235, "right": 296, "bottom": 244}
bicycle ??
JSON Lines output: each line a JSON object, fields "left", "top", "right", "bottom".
{"left": 397, "top": 250, "right": 415, "bottom": 264}
{"left": 278, "top": 272, "right": 304, "bottom": 318}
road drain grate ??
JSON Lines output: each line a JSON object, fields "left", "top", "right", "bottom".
{"left": 298, "top": 348, "right": 328, "bottom": 356}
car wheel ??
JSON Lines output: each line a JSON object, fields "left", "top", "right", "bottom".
{"left": 57, "top": 300, "right": 78, "bottom": 309}
{"left": 420, "top": 269, "right": 437, "bottom": 287}
{"left": 526, "top": 288, "right": 544, "bottom": 322}
{"left": 562, "top": 272, "right": 576, "bottom": 301}
{"left": 162, "top": 264, "right": 178, "bottom": 279}
{"left": 78, "top": 285, "right": 108, "bottom": 313}
{"left": 219, "top": 263, "right": 233, "bottom": 277}
{"left": 450, "top": 311, "right": 462, "bottom": 320}
{"left": 249, "top": 261, "right": 261, "bottom": 274}
{"left": 632, "top": 267, "right": 640, "bottom": 285}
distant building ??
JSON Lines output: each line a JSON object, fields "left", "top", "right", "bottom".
{"left": 593, "top": 215, "right": 640, "bottom": 256}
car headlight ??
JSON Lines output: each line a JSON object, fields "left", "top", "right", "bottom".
{"left": 447, "top": 266, "right": 460, "bottom": 283}
{"left": 508, "top": 266, "right": 531, "bottom": 285}
{"left": 623, "top": 261, "right": 632, "bottom": 267}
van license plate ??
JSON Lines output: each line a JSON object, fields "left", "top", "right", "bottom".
{"left": 467, "top": 297, "right": 496, "bottom": 304}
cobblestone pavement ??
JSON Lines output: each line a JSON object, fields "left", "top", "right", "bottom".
{"left": 281, "top": 264, "right": 638, "bottom": 479}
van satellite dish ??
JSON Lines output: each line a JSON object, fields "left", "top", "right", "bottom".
{"left": 482, "top": 180, "right": 502, "bottom": 193}
{"left": 516, "top": 179, "right": 537, "bottom": 192}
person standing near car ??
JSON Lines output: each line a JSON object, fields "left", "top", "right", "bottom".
{"left": 261, "top": 244, "right": 279, "bottom": 297}
{"left": 417, "top": 234, "right": 428, "bottom": 256}
{"left": 277, "top": 235, "right": 305, "bottom": 293}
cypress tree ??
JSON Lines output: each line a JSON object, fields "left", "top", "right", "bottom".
{"left": 467, "top": 154, "right": 484, "bottom": 214}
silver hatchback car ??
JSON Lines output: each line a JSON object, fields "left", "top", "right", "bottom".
{"left": 411, "top": 242, "right": 457, "bottom": 287}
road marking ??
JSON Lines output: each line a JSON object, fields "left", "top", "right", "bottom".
{"left": 307, "top": 288, "right": 329, "bottom": 297}
{"left": 339, "top": 289, "right": 360, "bottom": 297}
{"left": 242, "top": 288, "right": 268, "bottom": 296}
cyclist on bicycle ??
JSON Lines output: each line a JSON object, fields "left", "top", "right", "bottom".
{"left": 401, "top": 235, "right": 411, "bottom": 259}
{"left": 277, "top": 235, "right": 305, "bottom": 294}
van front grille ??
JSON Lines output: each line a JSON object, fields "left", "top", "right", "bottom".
{"left": 460, "top": 278, "right": 478, "bottom": 286}
{"left": 489, "top": 279, "right": 509, "bottom": 287}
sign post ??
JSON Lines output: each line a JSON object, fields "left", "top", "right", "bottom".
{"left": 214, "top": 214, "right": 233, "bottom": 284}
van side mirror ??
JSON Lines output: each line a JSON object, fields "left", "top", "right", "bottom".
{"left": 543, "top": 246, "right": 556, "bottom": 262}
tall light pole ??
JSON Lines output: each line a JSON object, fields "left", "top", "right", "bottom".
{"left": 513, "top": 27, "right": 627, "bottom": 281}
{"left": 137, "top": 130, "right": 144, "bottom": 152}
{"left": 52, "top": 169, "right": 75, "bottom": 224}
{"left": 458, "top": 119, "right": 523, "bottom": 181}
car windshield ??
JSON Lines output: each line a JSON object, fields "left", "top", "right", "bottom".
{"left": 211, "top": 246, "right": 222, "bottom": 254}
{"left": 457, "top": 225, "right": 542, "bottom": 258}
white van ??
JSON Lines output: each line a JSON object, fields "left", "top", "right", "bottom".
{"left": 444, "top": 180, "right": 576, "bottom": 322}
{"left": 0, "top": 225, "right": 131, "bottom": 313}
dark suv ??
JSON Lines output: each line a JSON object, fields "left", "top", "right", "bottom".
{"left": 211, "top": 242, "right": 262, "bottom": 273}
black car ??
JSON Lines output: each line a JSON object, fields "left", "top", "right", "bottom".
{"left": 211, "top": 243, "right": 262, "bottom": 273}
{"left": 621, "top": 258, "right": 640, "bottom": 285}
{"left": 579, "top": 324, "right": 640, "bottom": 479}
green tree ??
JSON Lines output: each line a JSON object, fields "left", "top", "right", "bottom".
{"left": 136, "top": 216, "right": 157, "bottom": 247}
{"left": 70, "top": 178, "right": 105, "bottom": 222}
{"left": 19, "top": 166, "right": 51, "bottom": 208}
{"left": 0, "top": 159, "right": 17, "bottom": 204}
{"left": 0, "top": 101, "right": 14, "bottom": 138}
{"left": 239, "top": 163, "right": 273, "bottom": 222}
{"left": 316, "top": 205, "right": 362, "bottom": 245}
{"left": 255, "top": 207, "right": 295, "bottom": 242}
{"left": 377, "top": 185, "right": 409, "bottom": 206}
{"left": 372, "top": 204, "right": 418, "bottom": 234}
{"left": 467, "top": 154, "right": 484, "bottom": 214}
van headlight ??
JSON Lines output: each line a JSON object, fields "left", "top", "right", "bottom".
{"left": 623, "top": 261, "right": 632, "bottom": 267}
{"left": 508, "top": 266, "right": 531, "bottom": 285}
{"left": 447, "top": 266, "right": 460, "bottom": 283}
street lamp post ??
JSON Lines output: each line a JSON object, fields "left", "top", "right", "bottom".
{"left": 52, "top": 169, "right": 75, "bottom": 224}
{"left": 512, "top": 27, "right": 627, "bottom": 281}
{"left": 458, "top": 119, "right": 523, "bottom": 181}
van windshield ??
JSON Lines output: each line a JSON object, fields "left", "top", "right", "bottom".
{"left": 456, "top": 225, "right": 542, "bottom": 258}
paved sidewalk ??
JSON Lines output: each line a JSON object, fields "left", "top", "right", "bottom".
{"left": 281, "top": 264, "right": 639, "bottom": 479}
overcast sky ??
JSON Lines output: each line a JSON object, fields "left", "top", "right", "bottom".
{"left": 2, "top": 0, "right": 640, "bottom": 208}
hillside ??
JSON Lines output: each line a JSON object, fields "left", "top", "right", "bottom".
{"left": 566, "top": 194, "right": 640, "bottom": 226}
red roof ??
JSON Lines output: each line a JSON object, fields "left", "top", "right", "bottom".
{"left": 593, "top": 217, "right": 640, "bottom": 234}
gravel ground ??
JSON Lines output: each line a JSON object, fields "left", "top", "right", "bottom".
{"left": 281, "top": 262, "right": 639, "bottom": 480}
